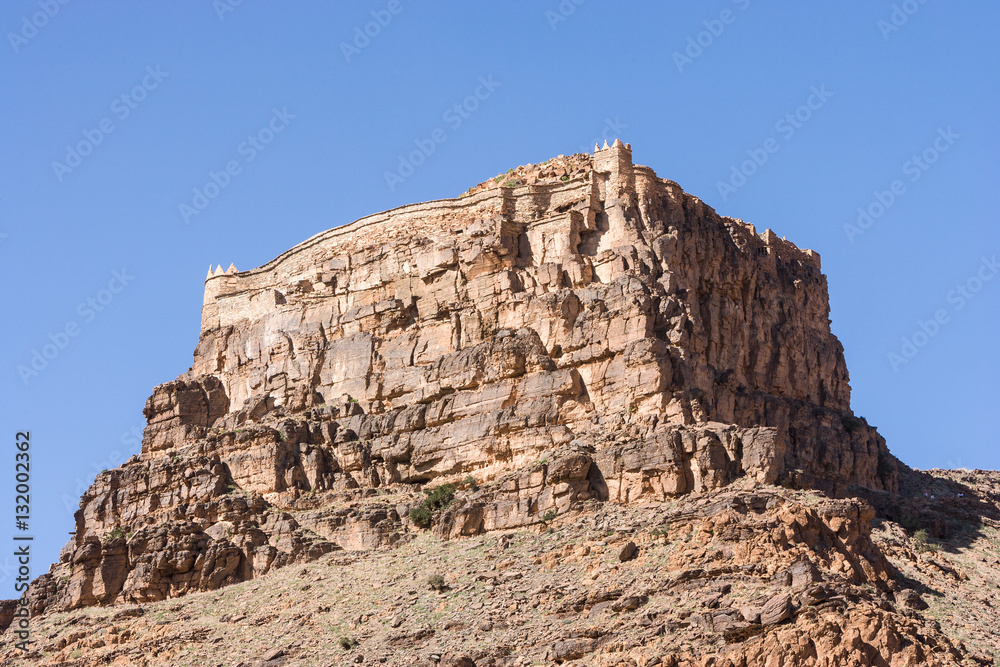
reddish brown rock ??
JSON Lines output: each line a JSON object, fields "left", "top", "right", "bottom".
{"left": 26, "top": 144, "right": 903, "bottom": 620}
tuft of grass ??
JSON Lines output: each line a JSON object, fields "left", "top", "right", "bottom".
{"left": 542, "top": 509, "right": 557, "bottom": 523}
{"left": 560, "top": 175, "right": 569, "bottom": 181}
{"left": 338, "top": 636, "right": 358, "bottom": 650}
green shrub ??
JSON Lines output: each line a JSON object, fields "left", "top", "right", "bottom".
{"left": 409, "top": 506, "right": 432, "bottom": 528}
{"left": 106, "top": 526, "right": 126, "bottom": 541}
{"left": 463, "top": 475, "right": 478, "bottom": 491}
{"left": 841, "top": 415, "right": 864, "bottom": 433}
{"left": 408, "top": 483, "right": 457, "bottom": 529}
{"left": 542, "top": 510, "right": 557, "bottom": 523}
{"left": 913, "top": 528, "right": 936, "bottom": 552}
{"left": 338, "top": 636, "right": 358, "bottom": 650}
{"left": 427, "top": 573, "right": 446, "bottom": 591}
{"left": 423, "top": 483, "right": 456, "bottom": 511}
{"left": 560, "top": 175, "right": 569, "bottom": 181}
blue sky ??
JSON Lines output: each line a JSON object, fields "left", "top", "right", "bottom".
{"left": 1, "top": 1, "right": 997, "bottom": 595}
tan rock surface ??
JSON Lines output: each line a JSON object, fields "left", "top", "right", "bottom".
{"left": 4, "top": 475, "right": 998, "bottom": 665}
{"left": 5, "top": 144, "right": 996, "bottom": 665}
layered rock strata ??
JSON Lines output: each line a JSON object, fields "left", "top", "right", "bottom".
{"left": 28, "top": 142, "right": 899, "bottom": 614}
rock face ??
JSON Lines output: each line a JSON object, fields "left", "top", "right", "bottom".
{"left": 27, "top": 142, "right": 900, "bottom": 615}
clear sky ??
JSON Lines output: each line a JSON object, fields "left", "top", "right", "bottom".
{"left": 1, "top": 1, "right": 997, "bottom": 596}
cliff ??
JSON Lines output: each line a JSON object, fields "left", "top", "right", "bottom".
{"left": 13, "top": 143, "right": 998, "bottom": 666}
{"left": 26, "top": 141, "right": 900, "bottom": 613}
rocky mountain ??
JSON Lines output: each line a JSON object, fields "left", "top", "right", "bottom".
{"left": 4, "top": 142, "right": 998, "bottom": 666}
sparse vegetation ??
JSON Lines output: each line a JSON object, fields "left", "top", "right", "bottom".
{"left": 427, "top": 573, "right": 446, "bottom": 591}
{"left": 106, "top": 526, "right": 126, "bottom": 541}
{"left": 542, "top": 509, "right": 557, "bottom": 523}
{"left": 842, "top": 415, "right": 865, "bottom": 433}
{"left": 408, "top": 506, "right": 433, "bottom": 528}
{"left": 463, "top": 475, "right": 478, "bottom": 491}
{"left": 338, "top": 635, "right": 358, "bottom": 650}
{"left": 913, "top": 528, "right": 937, "bottom": 552}
{"left": 408, "top": 482, "right": 457, "bottom": 528}
{"left": 423, "top": 483, "right": 456, "bottom": 511}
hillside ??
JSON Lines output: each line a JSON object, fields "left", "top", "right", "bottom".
{"left": 3, "top": 143, "right": 997, "bottom": 666}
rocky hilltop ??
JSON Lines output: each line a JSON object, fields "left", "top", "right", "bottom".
{"left": 7, "top": 143, "right": 999, "bottom": 666}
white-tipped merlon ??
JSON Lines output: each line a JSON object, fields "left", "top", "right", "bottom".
{"left": 613, "top": 138, "right": 623, "bottom": 148}
{"left": 594, "top": 143, "right": 600, "bottom": 152}
{"left": 227, "top": 263, "right": 237, "bottom": 274}
{"left": 602, "top": 140, "right": 610, "bottom": 150}
{"left": 207, "top": 265, "right": 214, "bottom": 280}
{"left": 214, "top": 265, "right": 225, "bottom": 276}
